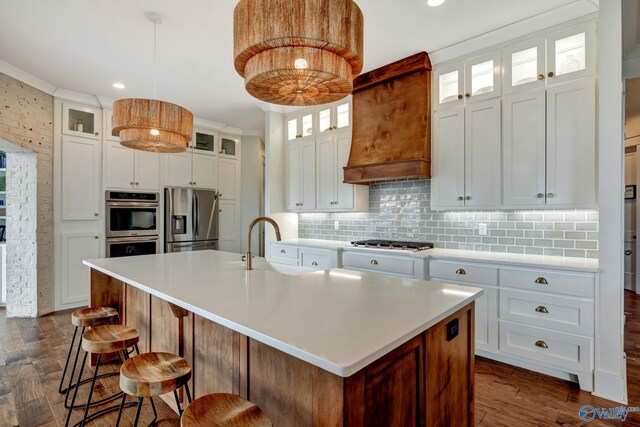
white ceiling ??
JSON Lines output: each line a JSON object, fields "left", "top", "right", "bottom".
{"left": 0, "top": 0, "right": 598, "bottom": 132}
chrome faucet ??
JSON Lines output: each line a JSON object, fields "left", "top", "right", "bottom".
{"left": 246, "top": 217, "right": 282, "bottom": 270}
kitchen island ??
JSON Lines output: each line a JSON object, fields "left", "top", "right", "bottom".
{"left": 84, "top": 250, "right": 482, "bottom": 427}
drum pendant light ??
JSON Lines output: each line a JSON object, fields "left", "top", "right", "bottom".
{"left": 112, "top": 12, "right": 193, "bottom": 153}
{"left": 233, "top": 0, "right": 364, "bottom": 106}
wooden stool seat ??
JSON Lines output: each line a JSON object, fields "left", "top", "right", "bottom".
{"left": 71, "top": 306, "right": 118, "bottom": 327}
{"left": 120, "top": 352, "right": 191, "bottom": 397}
{"left": 181, "top": 394, "right": 272, "bottom": 427}
{"left": 81, "top": 325, "right": 139, "bottom": 354}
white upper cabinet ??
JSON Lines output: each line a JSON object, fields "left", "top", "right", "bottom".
{"left": 193, "top": 152, "right": 218, "bottom": 190}
{"left": 546, "top": 78, "right": 597, "bottom": 207}
{"left": 217, "top": 157, "right": 239, "bottom": 199}
{"left": 431, "top": 107, "right": 465, "bottom": 209}
{"left": 434, "top": 63, "right": 465, "bottom": 109}
{"left": 317, "top": 136, "right": 336, "bottom": 210}
{"left": 104, "top": 108, "right": 120, "bottom": 142}
{"left": 464, "top": 99, "right": 502, "bottom": 207}
{"left": 503, "top": 88, "right": 547, "bottom": 206}
{"left": 61, "top": 136, "right": 101, "bottom": 220}
{"left": 62, "top": 103, "right": 102, "bottom": 140}
{"left": 503, "top": 38, "right": 546, "bottom": 94}
{"left": 546, "top": 22, "right": 597, "bottom": 85}
{"left": 135, "top": 151, "right": 161, "bottom": 191}
{"left": 464, "top": 52, "right": 502, "bottom": 103}
{"left": 287, "top": 140, "right": 316, "bottom": 212}
{"left": 318, "top": 100, "right": 352, "bottom": 135}
{"left": 104, "top": 142, "right": 161, "bottom": 191}
{"left": 287, "top": 112, "right": 315, "bottom": 142}
{"left": 219, "top": 134, "right": 240, "bottom": 159}
{"left": 164, "top": 151, "right": 194, "bottom": 187}
{"left": 193, "top": 130, "right": 218, "bottom": 155}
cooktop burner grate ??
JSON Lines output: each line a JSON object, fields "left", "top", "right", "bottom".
{"left": 350, "top": 240, "right": 434, "bottom": 251}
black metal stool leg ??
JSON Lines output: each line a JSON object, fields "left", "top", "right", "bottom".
{"left": 58, "top": 326, "right": 78, "bottom": 394}
{"left": 114, "top": 393, "right": 127, "bottom": 427}
{"left": 173, "top": 390, "right": 183, "bottom": 416}
{"left": 184, "top": 381, "right": 192, "bottom": 404}
{"left": 80, "top": 352, "right": 102, "bottom": 427}
{"left": 65, "top": 350, "right": 88, "bottom": 427}
{"left": 64, "top": 327, "right": 86, "bottom": 408}
{"left": 133, "top": 397, "right": 144, "bottom": 427}
{"left": 149, "top": 396, "right": 158, "bottom": 426}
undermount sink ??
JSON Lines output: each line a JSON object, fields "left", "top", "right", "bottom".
{"left": 228, "top": 260, "right": 317, "bottom": 276}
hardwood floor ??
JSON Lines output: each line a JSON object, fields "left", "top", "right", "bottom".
{"left": 1, "top": 291, "right": 639, "bottom": 426}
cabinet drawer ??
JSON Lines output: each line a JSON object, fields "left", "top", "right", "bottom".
{"left": 271, "top": 244, "right": 299, "bottom": 260}
{"left": 499, "top": 267, "right": 594, "bottom": 298}
{"left": 499, "top": 321, "right": 592, "bottom": 372}
{"left": 429, "top": 260, "right": 498, "bottom": 286}
{"left": 301, "top": 252, "right": 331, "bottom": 270}
{"left": 270, "top": 256, "right": 299, "bottom": 266}
{"left": 342, "top": 251, "right": 414, "bottom": 276}
{"left": 500, "top": 289, "right": 593, "bottom": 336}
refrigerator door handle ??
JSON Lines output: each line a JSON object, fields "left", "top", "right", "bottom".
{"left": 191, "top": 192, "right": 196, "bottom": 237}
{"left": 195, "top": 192, "right": 200, "bottom": 237}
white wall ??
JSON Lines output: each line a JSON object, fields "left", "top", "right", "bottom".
{"left": 595, "top": 0, "right": 627, "bottom": 404}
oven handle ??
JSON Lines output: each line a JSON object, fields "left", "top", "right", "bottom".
{"left": 106, "top": 202, "right": 160, "bottom": 208}
{"left": 106, "top": 236, "right": 159, "bottom": 243}
{"left": 172, "top": 242, "right": 207, "bottom": 249}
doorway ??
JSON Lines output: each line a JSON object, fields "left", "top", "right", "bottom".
{"left": 625, "top": 77, "right": 640, "bottom": 293}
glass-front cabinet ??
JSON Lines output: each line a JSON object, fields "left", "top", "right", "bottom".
{"left": 62, "top": 103, "right": 102, "bottom": 140}
{"left": 287, "top": 112, "right": 314, "bottom": 141}
{"left": 193, "top": 130, "right": 217, "bottom": 155}
{"left": 219, "top": 135, "right": 239, "bottom": 159}
{"left": 318, "top": 100, "right": 351, "bottom": 134}
{"left": 547, "top": 21, "right": 596, "bottom": 84}
{"left": 503, "top": 38, "right": 546, "bottom": 93}
{"left": 464, "top": 52, "right": 502, "bottom": 103}
{"left": 434, "top": 63, "right": 464, "bottom": 109}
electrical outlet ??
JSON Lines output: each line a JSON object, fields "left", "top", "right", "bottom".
{"left": 334, "top": 221, "right": 339, "bottom": 230}
{"left": 479, "top": 223, "right": 488, "bottom": 236}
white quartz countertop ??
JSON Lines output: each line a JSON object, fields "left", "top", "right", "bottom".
{"left": 276, "top": 239, "right": 599, "bottom": 272}
{"left": 84, "top": 250, "right": 482, "bottom": 378}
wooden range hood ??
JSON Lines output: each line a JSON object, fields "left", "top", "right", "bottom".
{"left": 344, "top": 52, "right": 432, "bottom": 184}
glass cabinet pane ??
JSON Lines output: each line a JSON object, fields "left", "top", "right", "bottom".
{"left": 302, "top": 114, "right": 313, "bottom": 137}
{"left": 68, "top": 108, "right": 96, "bottom": 136}
{"left": 336, "top": 103, "right": 350, "bottom": 129}
{"left": 511, "top": 47, "right": 538, "bottom": 87}
{"left": 220, "top": 137, "right": 236, "bottom": 156}
{"left": 287, "top": 118, "right": 298, "bottom": 140}
{"left": 439, "top": 70, "right": 460, "bottom": 104}
{"left": 471, "top": 60, "right": 494, "bottom": 96}
{"left": 555, "top": 32, "right": 586, "bottom": 76}
{"left": 195, "top": 132, "right": 215, "bottom": 152}
{"left": 319, "top": 109, "right": 331, "bottom": 132}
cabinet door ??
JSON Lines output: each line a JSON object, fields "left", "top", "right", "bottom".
{"left": 219, "top": 200, "right": 239, "bottom": 253}
{"left": 431, "top": 107, "right": 465, "bottom": 209}
{"left": 60, "top": 233, "right": 100, "bottom": 306}
{"left": 62, "top": 103, "right": 102, "bottom": 140}
{"left": 464, "top": 52, "right": 502, "bottom": 103}
{"left": 547, "top": 22, "right": 597, "bottom": 85}
{"left": 475, "top": 286, "right": 498, "bottom": 353}
{"left": 317, "top": 136, "right": 336, "bottom": 210}
{"left": 434, "top": 63, "right": 465, "bottom": 110}
{"left": 546, "top": 78, "right": 597, "bottom": 207}
{"left": 104, "top": 141, "right": 135, "bottom": 190}
{"left": 503, "top": 88, "right": 547, "bottom": 206}
{"left": 287, "top": 143, "right": 301, "bottom": 211}
{"left": 503, "top": 38, "right": 546, "bottom": 94}
{"left": 135, "top": 151, "right": 161, "bottom": 191}
{"left": 61, "top": 136, "right": 101, "bottom": 220}
{"left": 164, "top": 151, "right": 193, "bottom": 187}
{"left": 464, "top": 99, "right": 502, "bottom": 207}
{"left": 104, "top": 109, "right": 120, "bottom": 142}
{"left": 217, "top": 158, "right": 238, "bottom": 199}
{"left": 299, "top": 140, "right": 316, "bottom": 211}
{"left": 335, "top": 134, "right": 354, "bottom": 210}
{"left": 193, "top": 130, "right": 217, "bottom": 155}
{"left": 194, "top": 153, "right": 218, "bottom": 190}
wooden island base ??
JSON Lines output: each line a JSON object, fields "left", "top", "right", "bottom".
{"left": 91, "top": 268, "right": 475, "bottom": 427}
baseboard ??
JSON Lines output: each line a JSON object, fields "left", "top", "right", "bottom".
{"left": 593, "top": 369, "right": 627, "bottom": 404}
{"left": 476, "top": 349, "right": 576, "bottom": 383}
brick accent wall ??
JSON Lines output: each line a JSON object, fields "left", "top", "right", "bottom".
{"left": 0, "top": 73, "right": 54, "bottom": 317}
{"left": 299, "top": 179, "right": 599, "bottom": 258}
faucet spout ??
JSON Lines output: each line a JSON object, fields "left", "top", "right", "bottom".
{"left": 246, "top": 217, "right": 281, "bottom": 270}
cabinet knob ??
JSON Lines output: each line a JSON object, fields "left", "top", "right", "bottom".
{"left": 465, "top": 93, "right": 471, "bottom": 98}
{"left": 94, "top": 236, "right": 99, "bottom": 239}
{"left": 219, "top": 209, "right": 222, "bottom": 213}
{"left": 325, "top": 127, "right": 333, "bottom": 132}
{"left": 333, "top": 125, "right": 338, "bottom": 130}
{"left": 281, "top": 249, "right": 286, "bottom": 254}
{"left": 547, "top": 193, "right": 554, "bottom": 198}
{"left": 312, "top": 262, "right": 318, "bottom": 266}
{"left": 95, "top": 132, "right": 99, "bottom": 136}
{"left": 94, "top": 213, "right": 99, "bottom": 217}
{"left": 455, "top": 268, "right": 466, "bottom": 275}
{"left": 457, "top": 196, "right": 464, "bottom": 201}
{"left": 626, "top": 250, "right": 633, "bottom": 256}
{"left": 193, "top": 182, "right": 196, "bottom": 185}
{"left": 135, "top": 182, "right": 139, "bottom": 185}
{"left": 537, "top": 193, "right": 544, "bottom": 198}
{"left": 537, "top": 74, "right": 545, "bottom": 80}
{"left": 371, "top": 259, "right": 379, "bottom": 265}
{"left": 465, "top": 196, "right": 471, "bottom": 201}
{"left": 534, "top": 277, "right": 548, "bottom": 285}
{"left": 457, "top": 94, "right": 463, "bottom": 100}
{"left": 548, "top": 71, "right": 555, "bottom": 78}
{"left": 130, "top": 182, "right": 134, "bottom": 186}
{"left": 535, "top": 306, "right": 549, "bottom": 314}
{"left": 535, "top": 340, "right": 549, "bottom": 349}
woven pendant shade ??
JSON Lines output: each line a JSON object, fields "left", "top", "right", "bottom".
{"left": 112, "top": 99, "right": 193, "bottom": 153}
{"left": 234, "top": 0, "right": 364, "bottom": 106}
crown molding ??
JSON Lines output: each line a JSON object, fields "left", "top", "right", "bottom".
{"left": 0, "top": 60, "right": 56, "bottom": 95}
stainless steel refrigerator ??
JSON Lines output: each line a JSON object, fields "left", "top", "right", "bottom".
{"left": 165, "top": 187, "right": 219, "bottom": 253}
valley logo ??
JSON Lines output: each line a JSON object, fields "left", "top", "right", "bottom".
{"left": 579, "top": 405, "right": 640, "bottom": 422}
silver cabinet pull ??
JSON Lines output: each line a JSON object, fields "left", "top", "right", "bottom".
{"left": 535, "top": 306, "right": 549, "bottom": 314}
{"left": 371, "top": 260, "right": 379, "bottom": 265}
{"left": 626, "top": 250, "right": 633, "bottom": 256}
{"left": 535, "top": 340, "right": 549, "bottom": 349}
{"left": 455, "top": 268, "right": 466, "bottom": 275}
{"left": 464, "top": 196, "right": 470, "bottom": 200}
{"left": 457, "top": 196, "right": 464, "bottom": 201}
{"left": 547, "top": 193, "right": 554, "bottom": 198}
{"left": 535, "top": 277, "right": 548, "bottom": 285}
{"left": 280, "top": 249, "right": 286, "bottom": 254}
{"left": 312, "top": 262, "right": 318, "bottom": 266}
{"left": 537, "top": 193, "right": 544, "bottom": 198}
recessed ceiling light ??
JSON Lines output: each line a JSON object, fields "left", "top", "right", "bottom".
{"left": 112, "top": 82, "right": 126, "bottom": 89}
{"left": 427, "top": 0, "right": 446, "bottom": 6}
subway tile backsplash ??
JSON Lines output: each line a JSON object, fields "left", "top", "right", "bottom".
{"left": 298, "top": 179, "right": 599, "bottom": 258}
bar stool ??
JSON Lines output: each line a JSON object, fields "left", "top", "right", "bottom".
{"left": 65, "top": 324, "right": 140, "bottom": 427}
{"left": 116, "top": 351, "right": 193, "bottom": 427}
{"left": 181, "top": 393, "right": 272, "bottom": 427}
{"left": 59, "top": 307, "right": 119, "bottom": 409}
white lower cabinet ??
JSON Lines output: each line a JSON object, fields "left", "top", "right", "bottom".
{"left": 269, "top": 243, "right": 339, "bottom": 270}
{"left": 60, "top": 232, "right": 100, "bottom": 307}
{"left": 342, "top": 251, "right": 416, "bottom": 277}
{"left": 61, "top": 136, "right": 101, "bottom": 220}
{"left": 219, "top": 200, "right": 239, "bottom": 253}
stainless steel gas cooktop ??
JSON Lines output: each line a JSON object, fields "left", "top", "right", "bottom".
{"left": 350, "top": 239, "right": 434, "bottom": 251}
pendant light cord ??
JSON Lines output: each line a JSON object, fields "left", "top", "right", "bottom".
{"left": 153, "top": 18, "right": 157, "bottom": 100}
